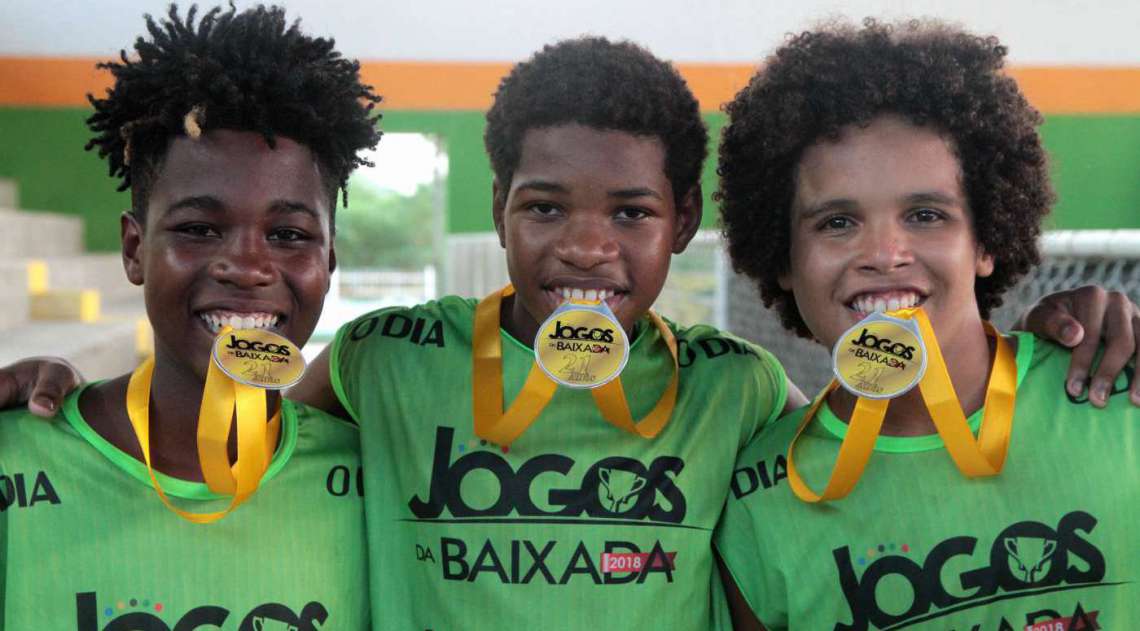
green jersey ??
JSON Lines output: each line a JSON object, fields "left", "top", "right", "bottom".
{"left": 331, "top": 296, "right": 787, "bottom": 630}
{"left": 715, "top": 333, "right": 1140, "bottom": 631}
{"left": 0, "top": 387, "right": 369, "bottom": 631}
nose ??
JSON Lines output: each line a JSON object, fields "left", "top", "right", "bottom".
{"left": 855, "top": 219, "right": 913, "bottom": 274}
{"left": 554, "top": 214, "right": 619, "bottom": 270}
{"left": 209, "top": 231, "right": 277, "bottom": 287}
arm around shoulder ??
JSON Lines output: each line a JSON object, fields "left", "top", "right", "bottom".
{"left": 286, "top": 345, "right": 350, "bottom": 421}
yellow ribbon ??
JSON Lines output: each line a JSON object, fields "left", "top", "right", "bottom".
{"left": 788, "top": 309, "right": 1017, "bottom": 503}
{"left": 472, "top": 284, "right": 679, "bottom": 446}
{"left": 125, "top": 326, "right": 281, "bottom": 523}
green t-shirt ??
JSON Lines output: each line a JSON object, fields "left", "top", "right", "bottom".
{"left": 0, "top": 387, "right": 369, "bottom": 631}
{"left": 331, "top": 296, "right": 788, "bottom": 630}
{"left": 715, "top": 333, "right": 1139, "bottom": 631}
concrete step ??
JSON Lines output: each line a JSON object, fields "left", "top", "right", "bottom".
{"left": 38, "top": 254, "right": 141, "bottom": 304}
{"left": 0, "top": 208, "right": 84, "bottom": 258}
{"left": 0, "top": 260, "right": 30, "bottom": 331}
{"left": 0, "top": 316, "right": 145, "bottom": 382}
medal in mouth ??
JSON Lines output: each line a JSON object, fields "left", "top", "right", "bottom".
{"left": 534, "top": 294, "right": 630, "bottom": 389}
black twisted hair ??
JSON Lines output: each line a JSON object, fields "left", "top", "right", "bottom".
{"left": 85, "top": 3, "right": 382, "bottom": 220}
{"left": 717, "top": 19, "right": 1054, "bottom": 338}
{"left": 485, "top": 36, "right": 707, "bottom": 206}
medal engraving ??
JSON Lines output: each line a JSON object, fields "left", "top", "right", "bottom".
{"left": 833, "top": 312, "right": 927, "bottom": 399}
{"left": 535, "top": 300, "right": 629, "bottom": 389}
{"left": 212, "top": 328, "right": 306, "bottom": 389}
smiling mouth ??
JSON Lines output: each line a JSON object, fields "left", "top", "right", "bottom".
{"left": 847, "top": 291, "right": 925, "bottom": 316}
{"left": 546, "top": 285, "right": 628, "bottom": 311}
{"left": 197, "top": 310, "right": 282, "bottom": 334}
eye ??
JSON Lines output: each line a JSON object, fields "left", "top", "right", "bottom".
{"left": 527, "top": 203, "right": 562, "bottom": 218}
{"left": 268, "top": 227, "right": 310, "bottom": 242}
{"left": 173, "top": 223, "right": 220, "bottom": 238}
{"left": 817, "top": 215, "right": 854, "bottom": 231}
{"left": 614, "top": 207, "right": 650, "bottom": 221}
{"left": 908, "top": 208, "right": 946, "bottom": 224}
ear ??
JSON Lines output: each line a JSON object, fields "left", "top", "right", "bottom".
{"left": 671, "top": 185, "right": 703, "bottom": 254}
{"left": 492, "top": 179, "right": 507, "bottom": 249}
{"left": 121, "top": 211, "right": 145, "bottom": 286}
{"left": 975, "top": 247, "right": 995, "bottom": 278}
{"left": 328, "top": 243, "right": 338, "bottom": 275}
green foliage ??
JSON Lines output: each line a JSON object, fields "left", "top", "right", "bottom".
{"left": 335, "top": 176, "right": 440, "bottom": 269}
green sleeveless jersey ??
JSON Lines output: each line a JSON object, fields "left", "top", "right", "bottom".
{"left": 0, "top": 387, "right": 369, "bottom": 631}
{"left": 715, "top": 333, "right": 1139, "bottom": 631}
{"left": 330, "top": 296, "right": 788, "bottom": 630}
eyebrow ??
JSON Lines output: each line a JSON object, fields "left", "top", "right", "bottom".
{"left": 164, "top": 196, "right": 321, "bottom": 219}
{"left": 512, "top": 180, "right": 663, "bottom": 200}
{"left": 513, "top": 180, "right": 568, "bottom": 195}
{"left": 904, "top": 191, "right": 962, "bottom": 207}
{"left": 608, "top": 187, "right": 663, "bottom": 201}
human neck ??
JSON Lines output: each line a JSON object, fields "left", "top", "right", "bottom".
{"left": 82, "top": 352, "right": 280, "bottom": 481}
{"left": 828, "top": 317, "right": 995, "bottom": 436}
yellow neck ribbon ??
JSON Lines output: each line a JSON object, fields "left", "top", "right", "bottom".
{"left": 787, "top": 309, "right": 1017, "bottom": 503}
{"left": 472, "top": 284, "right": 679, "bottom": 446}
{"left": 125, "top": 326, "right": 281, "bottom": 523}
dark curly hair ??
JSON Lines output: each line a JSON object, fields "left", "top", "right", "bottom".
{"left": 717, "top": 19, "right": 1054, "bottom": 338}
{"left": 85, "top": 3, "right": 382, "bottom": 221}
{"left": 485, "top": 36, "right": 707, "bottom": 205}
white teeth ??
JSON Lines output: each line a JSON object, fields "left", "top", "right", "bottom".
{"left": 584, "top": 289, "right": 598, "bottom": 301}
{"left": 199, "top": 311, "right": 279, "bottom": 333}
{"left": 561, "top": 288, "right": 572, "bottom": 300}
{"left": 571, "top": 288, "right": 584, "bottom": 300}
{"left": 598, "top": 289, "right": 610, "bottom": 301}
{"left": 851, "top": 292, "right": 921, "bottom": 314}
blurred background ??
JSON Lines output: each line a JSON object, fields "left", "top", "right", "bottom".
{"left": 1, "top": 0, "right": 1137, "bottom": 389}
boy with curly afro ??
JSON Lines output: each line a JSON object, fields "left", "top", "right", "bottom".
{"left": 713, "top": 20, "right": 1138, "bottom": 630}
{"left": 0, "top": 4, "right": 378, "bottom": 627}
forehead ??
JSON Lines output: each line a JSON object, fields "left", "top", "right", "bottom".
{"left": 513, "top": 124, "right": 673, "bottom": 197}
{"left": 794, "top": 115, "right": 963, "bottom": 210}
{"left": 148, "top": 129, "right": 329, "bottom": 217}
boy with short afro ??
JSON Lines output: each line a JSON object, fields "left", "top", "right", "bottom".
{"left": 714, "top": 20, "right": 1138, "bottom": 629}
{"left": 0, "top": 5, "right": 378, "bottom": 627}
{"left": 313, "top": 36, "right": 792, "bottom": 629}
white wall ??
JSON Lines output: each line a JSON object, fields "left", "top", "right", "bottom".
{"left": 3, "top": 0, "right": 1137, "bottom": 64}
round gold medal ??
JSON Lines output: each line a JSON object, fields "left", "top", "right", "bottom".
{"left": 535, "top": 301, "right": 629, "bottom": 389}
{"left": 832, "top": 312, "right": 927, "bottom": 399}
{"left": 211, "top": 328, "right": 306, "bottom": 390}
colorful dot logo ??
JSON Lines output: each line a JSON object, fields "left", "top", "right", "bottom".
{"left": 456, "top": 437, "right": 510, "bottom": 455}
{"left": 104, "top": 598, "right": 163, "bottom": 617}
{"left": 856, "top": 542, "right": 910, "bottom": 566}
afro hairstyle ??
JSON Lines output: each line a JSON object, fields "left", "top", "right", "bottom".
{"left": 484, "top": 36, "right": 707, "bottom": 206}
{"left": 85, "top": 3, "right": 382, "bottom": 221}
{"left": 717, "top": 19, "right": 1054, "bottom": 339}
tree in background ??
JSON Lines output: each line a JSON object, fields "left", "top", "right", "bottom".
{"left": 335, "top": 175, "right": 441, "bottom": 269}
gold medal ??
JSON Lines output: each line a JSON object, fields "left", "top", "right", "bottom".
{"left": 212, "top": 328, "right": 306, "bottom": 389}
{"left": 788, "top": 307, "right": 1018, "bottom": 504}
{"left": 472, "top": 285, "right": 678, "bottom": 446}
{"left": 534, "top": 299, "right": 629, "bottom": 389}
{"left": 125, "top": 325, "right": 301, "bottom": 523}
{"left": 833, "top": 311, "right": 926, "bottom": 399}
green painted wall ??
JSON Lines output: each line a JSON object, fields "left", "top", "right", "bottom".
{"left": 0, "top": 107, "right": 1136, "bottom": 252}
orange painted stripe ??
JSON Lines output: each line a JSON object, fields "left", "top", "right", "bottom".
{"left": 2, "top": 57, "right": 1138, "bottom": 114}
